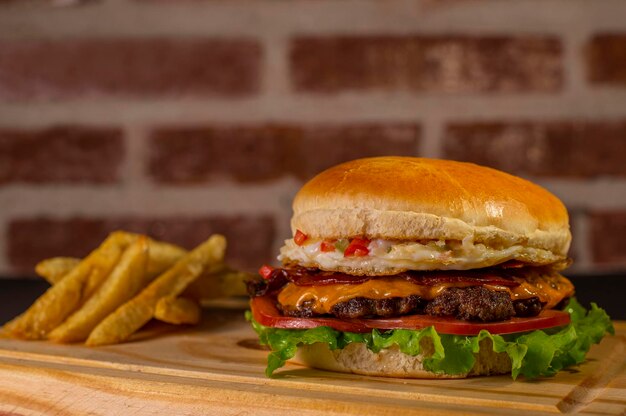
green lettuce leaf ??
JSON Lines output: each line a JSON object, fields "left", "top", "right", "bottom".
{"left": 246, "top": 298, "right": 613, "bottom": 379}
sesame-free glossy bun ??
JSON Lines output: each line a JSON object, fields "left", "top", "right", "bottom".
{"left": 291, "top": 157, "right": 571, "bottom": 259}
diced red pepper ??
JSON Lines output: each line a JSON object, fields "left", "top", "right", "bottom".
{"left": 258, "top": 264, "right": 274, "bottom": 280}
{"left": 350, "top": 237, "right": 370, "bottom": 247}
{"left": 294, "top": 229, "right": 308, "bottom": 246}
{"left": 320, "top": 240, "right": 336, "bottom": 252}
{"left": 344, "top": 237, "right": 370, "bottom": 257}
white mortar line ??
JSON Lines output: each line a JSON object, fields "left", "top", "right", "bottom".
{"left": 261, "top": 33, "right": 291, "bottom": 99}
{"left": 2, "top": 92, "right": 626, "bottom": 126}
{"left": 1, "top": 179, "right": 625, "bottom": 219}
{"left": 0, "top": 183, "right": 292, "bottom": 218}
{"left": 561, "top": 24, "right": 592, "bottom": 97}
{"left": 2, "top": 0, "right": 626, "bottom": 39}
{"left": 419, "top": 118, "right": 444, "bottom": 159}
{"left": 0, "top": 219, "right": 8, "bottom": 275}
{"left": 572, "top": 210, "right": 592, "bottom": 269}
{"left": 123, "top": 125, "right": 151, "bottom": 189}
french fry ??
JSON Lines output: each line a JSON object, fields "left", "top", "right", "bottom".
{"left": 84, "top": 233, "right": 187, "bottom": 297}
{"left": 48, "top": 237, "right": 149, "bottom": 343}
{"left": 36, "top": 239, "right": 186, "bottom": 286}
{"left": 181, "top": 264, "right": 226, "bottom": 300}
{"left": 86, "top": 234, "right": 226, "bottom": 346}
{"left": 40, "top": 259, "right": 250, "bottom": 303}
{"left": 154, "top": 296, "right": 201, "bottom": 325}
{"left": 3, "top": 231, "right": 131, "bottom": 340}
{"left": 214, "top": 269, "right": 253, "bottom": 297}
{"left": 80, "top": 232, "right": 138, "bottom": 301}
{"left": 145, "top": 240, "right": 187, "bottom": 277}
{"left": 184, "top": 267, "right": 253, "bottom": 300}
{"left": 35, "top": 257, "right": 81, "bottom": 285}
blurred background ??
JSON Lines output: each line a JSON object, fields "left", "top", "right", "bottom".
{"left": 0, "top": 0, "right": 625, "bottom": 318}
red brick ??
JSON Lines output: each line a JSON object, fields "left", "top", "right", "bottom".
{"left": 588, "top": 211, "right": 626, "bottom": 266}
{"left": 149, "top": 123, "right": 419, "bottom": 183}
{"left": 298, "top": 124, "right": 420, "bottom": 177}
{"left": 443, "top": 121, "right": 626, "bottom": 177}
{"left": 290, "top": 36, "right": 562, "bottom": 93}
{"left": 587, "top": 34, "right": 626, "bottom": 86}
{"left": 149, "top": 125, "right": 301, "bottom": 183}
{"left": 0, "top": 126, "right": 123, "bottom": 184}
{"left": 7, "top": 216, "right": 275, "bottom": 274}
{"left": 0, "top": 39, "right": 261, "bottom": 99}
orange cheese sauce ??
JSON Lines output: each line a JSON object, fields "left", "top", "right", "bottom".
{"left": 506, "top": 272, "right": 574, "bottom": 308}
{"left": 277, "top": 272, "right": 574, "bottom": 315}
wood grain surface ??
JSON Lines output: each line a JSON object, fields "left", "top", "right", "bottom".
{"left": 0, "top": 305, "right": 624, "bottom": 415}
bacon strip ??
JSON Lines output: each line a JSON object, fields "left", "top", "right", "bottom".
{"left": 247, "top": 267, "right": 521, "bottom": 298}
{"left": 285, "top": 267, "right": 520, "bottom": 287}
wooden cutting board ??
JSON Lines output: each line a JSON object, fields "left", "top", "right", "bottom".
{"left": 0, "top": 305, "right": 624, "bottom": 415}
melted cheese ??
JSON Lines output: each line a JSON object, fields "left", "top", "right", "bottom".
{"left": 277, "top": 272, "right": 574, "bottom": 315}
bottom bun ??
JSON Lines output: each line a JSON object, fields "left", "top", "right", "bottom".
{"left": 294, "top": 338, "right": 512, "bottom": 379}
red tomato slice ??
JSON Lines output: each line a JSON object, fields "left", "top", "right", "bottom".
{"left": 344, "top": 238, "right": 370, "bottom": 257}
{"left": 320, "top": 240, "right": 336, "bottom": 252}
{"left": 258, "top": 264, "right": 274, "bottom": 280}
{"left": 250, "top": 296, "right": 571, "bottom": 336}
{"left": 294, "top": 230, "right": 308, "bottom": 246}
{"left": 251, "top": 296, "right": 370, "bottom": 333}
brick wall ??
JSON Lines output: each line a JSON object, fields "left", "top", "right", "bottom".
{"left": 0, "top": 0, "right": 625, "bottom": 276}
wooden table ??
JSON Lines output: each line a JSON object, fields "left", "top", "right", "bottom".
{"left": 0, "top": 306, "right": 624, "bottom": 415}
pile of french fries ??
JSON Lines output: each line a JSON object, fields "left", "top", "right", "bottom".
{"left": 2, "top": 231, "right": 251, "bottom": 346}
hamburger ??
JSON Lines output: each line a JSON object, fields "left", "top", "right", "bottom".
{"left": 247, "top": 157, "right": 613, "bottom": 379}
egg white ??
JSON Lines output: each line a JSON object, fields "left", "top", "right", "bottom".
{"left": 278, "top": 238, "right": 559, "bottom": 274}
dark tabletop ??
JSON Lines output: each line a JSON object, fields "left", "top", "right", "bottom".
{"left": 1, "top": 274, "right": 624, "bottom": 324}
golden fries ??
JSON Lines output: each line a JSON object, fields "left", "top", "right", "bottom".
{"left": 3, "top": 230, "right": 246, "bottom": 347}
{"left": 144, "top": 240, "right": 187, "bottom": 277}
{"left": 35, "top": 256, "right": 254, "bottom": 301}
{"left": 39, "top": 257, "right": 251, "bottom": 303}
{"left": 155, "top": 296, "right": 201, "bottom": 325}
{"left": 214, "top": 269, "right": 253, "bottom": 297}
{"left": 86, "top": 234, "right": 226, "bottom": 346}
{"left": 36, "top": 237, "right": 187, "bottom": 286}
{"left": 4, "top": 232, "right": 130, "bottom": 339}
{"left": 48, "top": 237, "right": 150, "bottom": 343}
{"left": 184, "top": 267, "right": 252, "bottom": 300}
{"left": 35, "top": 257, "right": 81, "bottom": 285}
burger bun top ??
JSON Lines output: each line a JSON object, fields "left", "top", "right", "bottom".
{"left": 291, "top": 157, "right": 570, "bottom": 258}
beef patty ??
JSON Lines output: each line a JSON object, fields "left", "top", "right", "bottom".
{"left": 279, "top": 287, "right": 544, "bottom": 322}
{"left": 249, "top": 266, "right": 572, "bottom": 322}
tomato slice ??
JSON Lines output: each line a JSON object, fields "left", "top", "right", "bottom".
{"left": 251, "top": 296, "right": 370, "bottom": 333}
{"left": 250, "top": 296, "right": 571, "bottom": 336}
{"left": 294, "top": 230, "right": 308, "bottom": 246}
